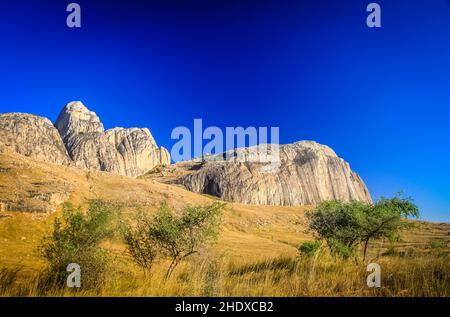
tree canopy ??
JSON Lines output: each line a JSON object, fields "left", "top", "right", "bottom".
{"left": 306, "top": 195, "right": 419, "bottom": 260}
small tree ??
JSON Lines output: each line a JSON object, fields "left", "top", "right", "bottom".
{"left": 359, "top": 196, "right": 419, "bottom": 260}
{"left": 150, "top": 202, "right": 225, "bottom": 279}
{"left": 306, "top": 200, "right": 368, "bottom": 258}
{"left": 122, "top": 211, "right": 158, "bottom": 275}
{"left": 39, "top": 200, "right": 118, "bottom": 290}
{"left": 306, "top": 195, "right": 419, "bottom": 261}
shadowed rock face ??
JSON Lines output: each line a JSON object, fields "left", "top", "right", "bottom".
{"left": 0, "top": 113, "right": 71, "bottom": 165}
{"left": 174, "top": 141, "right": 372, "bottom": 206}
{"left": 54, "top": 101, "right": 171, "bottom": 177}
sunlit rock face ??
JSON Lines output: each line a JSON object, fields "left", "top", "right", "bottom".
{"left": 0, "top": 101, "right": 170, "bottom": 177}
{"left": 174, "top": 141, "right": 372, "bottom": 206}
{"left": 54, "top": 101, "right": 171, "bottom": 177}
{"left": 0, "top": 113, "right": 71, "bottom": 165}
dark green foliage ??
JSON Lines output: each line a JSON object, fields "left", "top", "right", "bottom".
{"left": 306, "top": 195, "right": 419, "bottom": 260}
{"left": 298, "top": 241, "right": 321, "bottom": 257}
{"left": 39, "top": 200, "right": 118, "bottom": 290}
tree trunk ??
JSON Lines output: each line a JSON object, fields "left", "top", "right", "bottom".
{"left": 165, "top": 257, "right": 180, "bottom": 280}
{"left": 363, "top": 238, "right": 370, "bottom": 262}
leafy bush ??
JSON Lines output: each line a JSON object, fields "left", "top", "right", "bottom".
{"left": 38, "top": 200, "right": 118, "bottom": 291}
{"left": 298, "top": 241, "right": 321, "bottom": 257}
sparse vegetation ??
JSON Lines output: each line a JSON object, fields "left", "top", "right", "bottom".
{"left": 0, "top": 154, "right": 448, "bottom": 297}
{"left": 149, "top": 202, "right": 225, "bottom": 278}
{"left": 122, "top": 211, "right": 158, "bottom": 275}
{"left": 0, "top": 250, "right": 448, "bottom": 297}
{"left": 122, "top": 202, "right": 225, "bottom": 279}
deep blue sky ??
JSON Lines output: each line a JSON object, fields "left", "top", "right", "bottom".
{"left": 0, "top": 0, "right": 449, "bottom": 221}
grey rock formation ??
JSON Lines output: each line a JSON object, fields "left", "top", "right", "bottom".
{"left": 55, "top": 101, "right": 104, "bottom": 146}
{"left": 54, "top": 101, "right": 170, "bottom": 177}
{"left": 159, "top": 147, "right": 171, "bottom": 166}
{"left": 105, "top": 127, "right": 170, "bottom": 177}
{"left": 174, "top": 141, "right": 372, "bottom": 205}
{"left": 0, "top": 113, "right": 71, "bottom": 165}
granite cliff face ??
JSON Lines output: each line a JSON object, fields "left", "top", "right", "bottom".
{"left": 0, "top": 113, "right": 71, "bottom": 165}
{"left": 1, "top": 101, "right": 170, "bottom": 177}
{"left": 173, "top": 141, "right": 372, "bottom": 205}
{"left": 105, "top": 127, "right": 170, "bottom": 177}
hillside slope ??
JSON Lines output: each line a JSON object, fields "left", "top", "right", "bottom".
{"left": 1, "top": 153, "right": 448, "bottom": 270}
{"left": 0, "top": 153, "right": 311, "bottom": 270}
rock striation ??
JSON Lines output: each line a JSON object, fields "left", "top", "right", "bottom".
{"left": 0, "top": 113, "right": 71, "bottom": 165}
{"left": 174, "top": 141, "right": 372, "bottom": 205}
{"left": 105, "top": 127, "right": 170, "bottom": 177}
{"left": 53, "top": 101, "right": 171, "bottom": 177}
{"left": 1, "top": 101, "right": 170, "bottom": 177}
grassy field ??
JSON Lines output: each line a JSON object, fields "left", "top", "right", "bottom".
{"left": 0, "top": 153, "right": 449, "bottom": 297}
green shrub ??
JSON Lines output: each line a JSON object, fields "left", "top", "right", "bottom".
{"left": 298, "top": 241, "right": 321, "bottom": 257}
{"left": 38, "top": 200, "right": 118, "bottom": 291}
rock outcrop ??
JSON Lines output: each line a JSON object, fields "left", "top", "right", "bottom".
{"left": 173, "top": 141, "right": 371, "bottom": 205}
{"left": 105, "top": 127, "right": 171, "bottom": 176}
{"left": 0, "top": 101, "right": 170, "bottom": 178}
{"left": 0, "top": 113, "right": 71, "bottom": 165}
{"left": 54, "top": 101, "right": 171, "bottom": 177}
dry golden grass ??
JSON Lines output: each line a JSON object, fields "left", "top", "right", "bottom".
{"left": 0, "top": 153, "right": 449, "bottom": 297}
{"left": 1, "top": 249, "right": 448, "bottom": 297}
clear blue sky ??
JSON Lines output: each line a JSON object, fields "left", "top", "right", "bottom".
{"left": 0, "top": 0, "right": 449, "bottom": 221}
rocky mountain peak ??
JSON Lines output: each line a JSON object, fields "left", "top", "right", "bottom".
{"left": 1, "top": 101, "right": 171, "bottom": 178}
{"left": 54, "top": 101, "right": 104, "bottom": 144}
